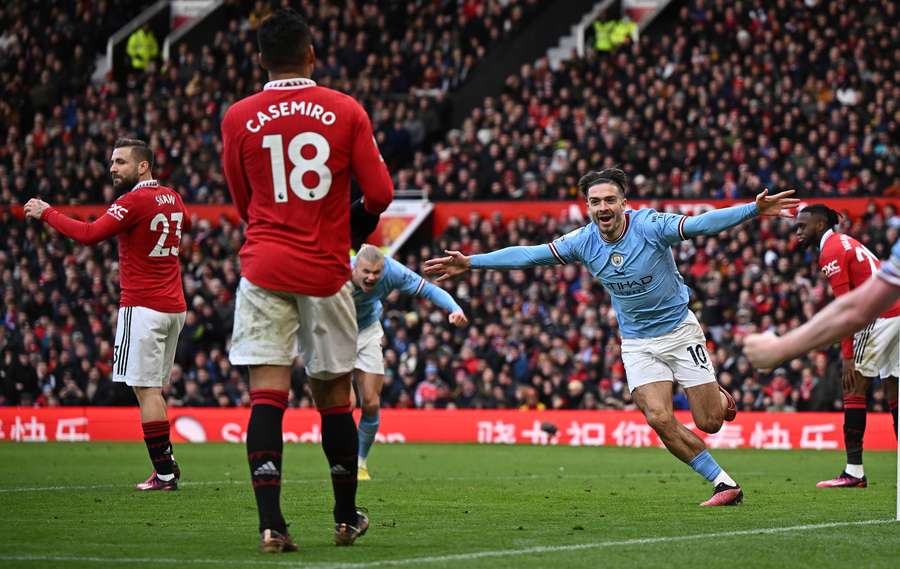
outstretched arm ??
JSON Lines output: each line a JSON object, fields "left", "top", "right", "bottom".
{"left": 390, "top": 257, "right": 468, "bottom": 326}
{"left": 743, "top": 276, "right": 900, "bottom": 369}
{"left": 661, "top": 189, "right": 799, "bottom": 243}
{"left": 681, "top": 203, "right": 759, "bottom": 238}
{"left": 26, "top": 199, "right": 125, "bottom": 245}
{"left": 423, "top": 245, "right": 559, "bottom": 283}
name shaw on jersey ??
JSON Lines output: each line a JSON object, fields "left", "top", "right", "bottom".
{"left": 245, "top": 100, "right": 336, "bottom": 133}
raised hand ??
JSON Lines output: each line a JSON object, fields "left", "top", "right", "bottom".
{"left": 448, "top": 310, "right": 468, "bottom": 327}
{"left": 423, "top": 250, "right": 471, "bottom": 283}
{"left": 24, "top": 198, "right": 50, "bottom": 220}
{"left": 755, "top": 188, "right": 800, "bottom": 218}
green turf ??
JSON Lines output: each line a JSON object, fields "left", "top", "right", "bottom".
{"left": 0, "top": 442, "right": 897, "bottom": 568}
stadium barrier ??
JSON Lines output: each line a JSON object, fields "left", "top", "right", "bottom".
{"left": 0, "top": 407, "right": 894, "bottom": 450}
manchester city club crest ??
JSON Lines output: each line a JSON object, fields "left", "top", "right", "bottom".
{"left": 611, "top": 253, "right": 625, "bottom": 268}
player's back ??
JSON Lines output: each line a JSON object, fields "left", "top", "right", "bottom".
{"left": 222, "top": 79, "right": 393, "bottom": 297}
{"left": 820, "top": 230, "right": 900, "bottom": 317}
{"left": 116, "top": 181, "right": 187, "bottom": 313}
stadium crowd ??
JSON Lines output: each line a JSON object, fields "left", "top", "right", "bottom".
{"left": 393, "top": 0, "right": 900, "bottom": 200}
{"left": 0, "top": 1, "right": 897, "bottom": 208}
{"left": 2, "top": 201, "right": 898, "bottom": 414}
{"left": 0, "top": 0, "right": 544, "bottom": 206}
{"left": 1, "top": 0, "right": 898, "bottom": 414}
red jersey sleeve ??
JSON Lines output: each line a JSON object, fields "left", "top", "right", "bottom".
{"left": 350, "top": 103, "right": 393, "bottom": 214}
{"left": 221, "top": 110, "right": 251, "bottom": 222}
{"left": 41, "top": 194, "right": 139, "bottom": 245}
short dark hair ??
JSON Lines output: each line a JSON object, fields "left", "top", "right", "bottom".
{"left": 578, "top": 168, "right": 628, "bottom": 198}
{"left": 257, "top": 8, "right": 312, "bottom": 71}
{"left": 114, "top": 138, "right": 153, "bottom": 169}
{"left": 800, "top": 204, "right": 840, "bottom": 228}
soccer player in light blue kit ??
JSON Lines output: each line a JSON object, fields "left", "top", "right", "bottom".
{"left": 351, "top": 244, "right": 468, "bottom": 480}
{"left": 425, "top": 168, "right": 799, "bottom": 506}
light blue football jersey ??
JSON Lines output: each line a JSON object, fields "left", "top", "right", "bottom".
{"left": 352, "top": 255, "right": 462, "bottom": 330}
{"left": 880, "top": 238, "right": 900, "bottom": 287}
{"left": 549, "top": 209, "right": 693, "bottom": 339}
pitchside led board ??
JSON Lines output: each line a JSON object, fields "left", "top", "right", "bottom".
{"left": 1, "top": 407, "right": 895, "bottom": 449}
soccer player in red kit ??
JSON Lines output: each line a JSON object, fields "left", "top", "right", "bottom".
{"left": 220, "top": 9, "right": 393, "bottom": 552}
{"left": 24, "top": 138, "right": 188, "bottom": 491}
{"left": 795, "top": 205, "right": 900, "bottom": 487}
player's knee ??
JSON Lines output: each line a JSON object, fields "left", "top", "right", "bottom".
{"left": 361, "top": 400, "right": 380, "bottom": 417}
{"left": 695, "top": 415, "right": 723, "bottom": 434}
{"left": 643, "top": 408, "right": 675, "bottom": 432}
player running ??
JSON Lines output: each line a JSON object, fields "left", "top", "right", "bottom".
{"left": 220, "top": 8, "right": 393, "bottom": 552}
{"left": 24, "top": 138, "right": 187, "bottom": 491}
{"left": 425, "top": 168, "right": 798, "bottom": 506}
{"left": 351, "top": 245, "right": 468, "bottom": 480}
{"left": 791, "top": 205, "right": 898, "bottom": 487}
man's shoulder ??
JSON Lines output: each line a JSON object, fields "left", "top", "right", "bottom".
{"left": 557, "top": 223, "right": 594, "bottom": 244}
{"left": 821, "top": 231, "right": 856, "bottom": 258}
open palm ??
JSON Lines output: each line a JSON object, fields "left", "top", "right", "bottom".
{"left": 755, "top": 188, "right": 800, "bottom": 218}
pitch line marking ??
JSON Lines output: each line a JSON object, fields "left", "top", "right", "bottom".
{"left": 0, "top": 519, "right": 894, "bottom": 566}
{"left": 0, "top": 471, "right": 749, "bottom": 493}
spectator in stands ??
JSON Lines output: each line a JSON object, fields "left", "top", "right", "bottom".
{"left": 126, "top": 23, "right": 159, "bottom": 72}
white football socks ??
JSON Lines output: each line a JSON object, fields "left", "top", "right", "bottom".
{"left": 713, "top": 470, "right": 737, "bottom": 487}
{"left": 845, "top": 464, "right": 864, "bottom": 478}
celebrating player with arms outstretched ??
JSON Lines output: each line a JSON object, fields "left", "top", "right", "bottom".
{"left": 790, "top": 205, "right": 898, "bottom": 487}
{"left": 351, "top": 245, "right": 468, "bottom": 480}
{"left": 425, "top": 168, "right": 798, "bottom": 506}
{"left": 25, "top": 138, "right": 188, "bottom": 491}
{"left": 220, "top": 8, "right": 393, "bottom": 552}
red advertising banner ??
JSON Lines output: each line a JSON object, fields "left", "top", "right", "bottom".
{"left": 5, "top": 198, "right": 898, "bottom": 239}
{"left": 0, "top": 408, "right": 895, "bottom": 451}
{"left": 431, "top": 198, "right": 900, "bottom": 236}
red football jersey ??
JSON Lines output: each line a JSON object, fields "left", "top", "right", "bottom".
{"left": 41, "top": 180, "right": 187, "bottom": 313}
{"left": 221, "top": 77, "right": 393, "bottom": 296}
{"left": 819, "top": 229, "right": 900, "bottom": 358}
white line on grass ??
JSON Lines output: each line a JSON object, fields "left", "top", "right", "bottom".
{"left": 0, "top": 519, "right": 893, "bottom": 567}
{"left": 1, "top": 471, "right": 743, "bottom": 494}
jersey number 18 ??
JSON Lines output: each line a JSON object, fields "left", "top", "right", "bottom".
{"left": 262, "top": 132, "right": 333, "bottom": 203}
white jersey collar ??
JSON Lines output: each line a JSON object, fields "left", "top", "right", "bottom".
{"left": 132, "top": 179, "right": 160, "bottom": 191}
{"left": 264, "top": 77, "right": 317, "bottom": 90}
{"left": 819, "top": 228, "right": 834, "bottom": 250}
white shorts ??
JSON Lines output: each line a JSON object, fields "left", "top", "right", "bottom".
{"left": 620, "top": 312, "right": 716, "bottom": 392}
{"left": 356, "top": 322, "right": 385, "bottom": 375}
{"left": 113, "top": 306, "right": 186, "bottom": 387}
{"left": 854, "top": 316, "right": 900, "bottom": 378}
{"left": 229, "top": 277, "right": 357, "bottom": 380}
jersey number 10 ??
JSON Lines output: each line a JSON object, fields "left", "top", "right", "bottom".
{"left": 262, "top": 132, "right": 333, "bottom": 202}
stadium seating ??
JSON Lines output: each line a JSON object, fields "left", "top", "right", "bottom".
{"left": 394, "top": 0, "right": 900, "bottom": 200}
{"left": 0, "top": 0, "right": 544, "bottom": 204}
{"left": 1, "top": 0, "right": 898, "bottom": 412}
{"left": 3, "top": 203, "right": 898, "bottom": 412}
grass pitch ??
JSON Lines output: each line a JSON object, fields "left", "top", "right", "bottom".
{"left": 0, "top": 442, "right": 897, "bottom": 568}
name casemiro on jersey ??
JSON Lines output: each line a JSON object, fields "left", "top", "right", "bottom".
{"left": 245, "top": 100, "right": 337, "bottom": 132}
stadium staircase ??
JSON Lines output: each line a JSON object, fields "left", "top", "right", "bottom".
{"left": 448, "top": 0, "right": 601, "bottom": 126}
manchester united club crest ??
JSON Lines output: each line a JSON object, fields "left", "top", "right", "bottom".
{"left": 611, "top": 253, "right": 625, "bottom": 268}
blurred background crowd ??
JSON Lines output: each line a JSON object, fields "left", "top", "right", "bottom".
{"left": 1, "top": 0, "right": 898, "bottom": 411}
{"left": 3, "top": 201, "right": 898, "bottom": 412}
